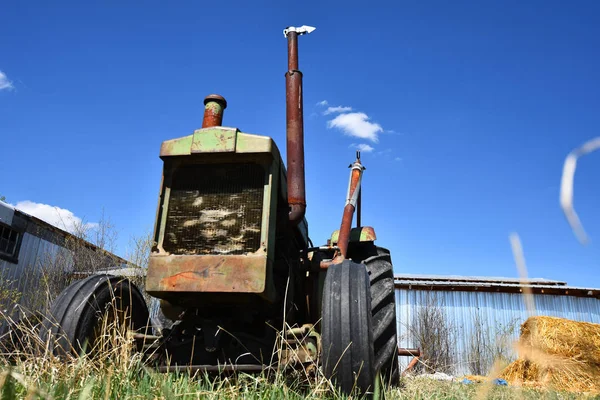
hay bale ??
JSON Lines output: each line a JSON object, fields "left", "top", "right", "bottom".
{"left": 501, "top": 359, "right": 544, "bottom": 389}
{"left": 501, "top": 358, "right": 600, "bottom": 393}
{"left": 520, "top": 316, "right": 600, "bottom": 365}
{"left": 500, "top": 316, "right": 600, "bottom": 394}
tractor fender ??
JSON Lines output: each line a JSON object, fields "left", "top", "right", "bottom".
{"left": 329, "top": 226, "right": 376, "bottom": 245}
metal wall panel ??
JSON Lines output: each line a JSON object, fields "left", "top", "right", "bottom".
{"left": 395, "top": 288, "right": 600, "bottom": 376}
{"left": 0, "top": 231, "right": 74, "bottom": 311}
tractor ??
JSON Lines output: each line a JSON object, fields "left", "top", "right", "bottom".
{"left": 40, "top": 26, "right": 399, "bottom": 396}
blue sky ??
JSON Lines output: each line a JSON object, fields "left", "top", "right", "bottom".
{"left": 1, "top": 1, "right": 599, "bottom": 287}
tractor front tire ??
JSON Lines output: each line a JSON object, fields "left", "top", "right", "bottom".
{"left": 40, "top": 274, "right": 150, "bottom": 359}
{"left": 322, "top": 260, "right": 376, "bottom": 396}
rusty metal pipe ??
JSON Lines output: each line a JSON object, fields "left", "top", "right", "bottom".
{"left": 285, "top": 28, "right": 308, "bottom": 226}
{"left": 399, "top": 347, "right": 423, "bottom": 376}
{"left": 398, "top": 347, "right": 421, "bottom": 357}
{"left": 357, "top": 174, "right": 362, "bottom": 228}
{"left": 337, "top": 154, "right": 365, "bottom": 258}
{"left": 202, "top": 94, "right": 227, "bottom": 128}
{"left": 337, "top": 205, "right": 355, "bottom": 258}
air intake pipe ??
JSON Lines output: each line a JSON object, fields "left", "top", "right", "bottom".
{"left": 202, "top": 94, "right": 227, "bottom": 128}
{"left": 284, "top": 25, "right": 315, "bottom": 226}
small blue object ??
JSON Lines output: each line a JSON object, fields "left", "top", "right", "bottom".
{"left": 493, "top": 378, "right": 508, "bottom": 386}
{"left": 462, "top": 378, "right": 473, "bottom": 384}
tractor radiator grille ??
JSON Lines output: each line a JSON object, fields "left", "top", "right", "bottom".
{"left": 163, "top": 163, "right": 265, "bottom": 255}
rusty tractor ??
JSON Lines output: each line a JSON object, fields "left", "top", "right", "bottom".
{"left": 41, "top": 26, "right": 399, "bottom": 396}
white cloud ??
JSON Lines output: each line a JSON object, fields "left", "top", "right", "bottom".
{"left": 13, "top": 200, "right": 98, "bottom": 234}
{"left": 355, "top": 143, "right": 374, "bottom": 153}
{"left": 0, "top": 71, "right": 14, "bottom": 91}
{"left": 394, "top": 157, "right": 402, "bottom": 161}
{"left": 327, "top": 112, "right": 383, "bottom": 143}
{"left": 323, "top": 106, "right": 352, "bottom": 115}
{"left": 317, "top": 100, "right": 328, "bottom": 106}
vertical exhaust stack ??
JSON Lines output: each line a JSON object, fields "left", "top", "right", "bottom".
{"left": 284, "top": 25, "right": 316, "bottom": 226}
{"left": 202, "top": 94, "right": 227, "bottom": 128}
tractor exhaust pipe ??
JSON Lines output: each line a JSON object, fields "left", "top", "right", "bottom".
{"left": 284, "top": 25, "right": 315, "bottom": 226}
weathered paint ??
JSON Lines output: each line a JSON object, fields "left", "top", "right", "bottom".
{"left": 147, "top": 154, "right": 286, "bottom": 299}
{"left": 336, "top": 157, "right": 365, "bottom": 258}
{"left": 160, "top": 130, "right": 279, "bottom": 158}
{"left": 160, "top": 136, "right": 194, "bottom": 157}
{"left": 191, "top": 127, "right": 237, "bottom": 153}
{"left": 330, "top": 226, "right": 377, "bottom": 245}
{"left": 201, "top": 95, "right": 227, "bottom": 128}
{"left": 146, "top": 254, "right": 268, "bottom": 294}
{"left": 285, "top": 29, "right": 307, "bottom": 226}
{"left": 149, "top": 92, "right": 311, "bottom": 298}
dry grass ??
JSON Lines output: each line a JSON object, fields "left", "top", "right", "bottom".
{"left": 410, "top": 293, "right": 456, "bottom": 375}
{"left": 520, "top": 317, "right": 600, "bottom": 366}
{"left": 0, "top": 297, "right": 586, "bottom": 399}
{"left": 559, "top": 136, "right": 600, "bottom": 245}
{"left": 500, "top": 317, "right": 600, "bottom": 395}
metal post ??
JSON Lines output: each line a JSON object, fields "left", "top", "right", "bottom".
{"left": 283, "top": 25, "right": 316, "bottom": 226}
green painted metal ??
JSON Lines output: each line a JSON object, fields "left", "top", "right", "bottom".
{"left": 148, "top": 125, "right": 310, "bottom": 297}
{"left": 159, "top": 127, "right": 281, "bottom": 158}
{"left": 160, "top": 135, "right": 194, "bottom": 158}
{"left": 191, "top": 127, "right": 237, "bottom": 153}
{"left": 330, "top": 226, "right": 377, "bottom": 245}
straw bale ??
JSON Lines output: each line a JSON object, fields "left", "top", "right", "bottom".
{"left": 500, "top": 316, "right": 600, "bottom": 394}
{"left": 501, "top": 357, "right": 600, "bottom": 393}
{"left": 520, "top": 316, "right": 600, "bottom": 365}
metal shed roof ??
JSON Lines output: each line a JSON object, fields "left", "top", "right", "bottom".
{"left": 394, "top": 274, "right": 598, "bottom": 298}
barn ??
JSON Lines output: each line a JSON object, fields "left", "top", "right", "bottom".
{"left": 0, "top": 200, "right": 130, "bottom": 317}
{"left": 395, "top": 273, "right": 600, "bottom": 376}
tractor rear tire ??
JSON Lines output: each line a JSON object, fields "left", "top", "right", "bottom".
{"left": 361, "top": 248, "right": 400, "bottom": 388}
{"left": 321, "top": 260, "right": 376, "bottom": 396}
{"left": 40, "top": 274, "right": 150, "bottom": 358}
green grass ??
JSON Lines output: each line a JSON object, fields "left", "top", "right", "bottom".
{"left": 0, "top": 358, "right": 596, "bottom": 400}
{"left": 0, "top": 303, "right": 596, "bottom": 399}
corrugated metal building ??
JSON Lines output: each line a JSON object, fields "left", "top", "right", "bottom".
{"left": 395, "top": 274, "right": 600, "bottom": 376}
{"left": 0, "top": 200, "right": 130, "bottom": 316}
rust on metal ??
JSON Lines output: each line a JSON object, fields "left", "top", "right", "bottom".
{"left": 146, "top": 254, "right": 267, "bottom": 294}
{"left": 337, "top": 205, "right": 354, "bottom": 258}
{"left": 357, "top": 179, "right": 362, "bottom": 227}
{"left": 202, "top": 94, "right": 227, "bottom": 128}
{"left": 285, "top": 29, "right": 307, "bottom": 226}
{"left": 398, "top": 347, "right": 422, "bottom": 376}
{"left": 336, "top": 153, "right": 366, "bottom": 258}
{"left": 280, "top": 323, "right": 321, "bottom": 366}
{"left": 397, "top": 347, "right": 421, "bottom": 357}
{"left": 190, "top": 127, "right": 237, "bottom": 153}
